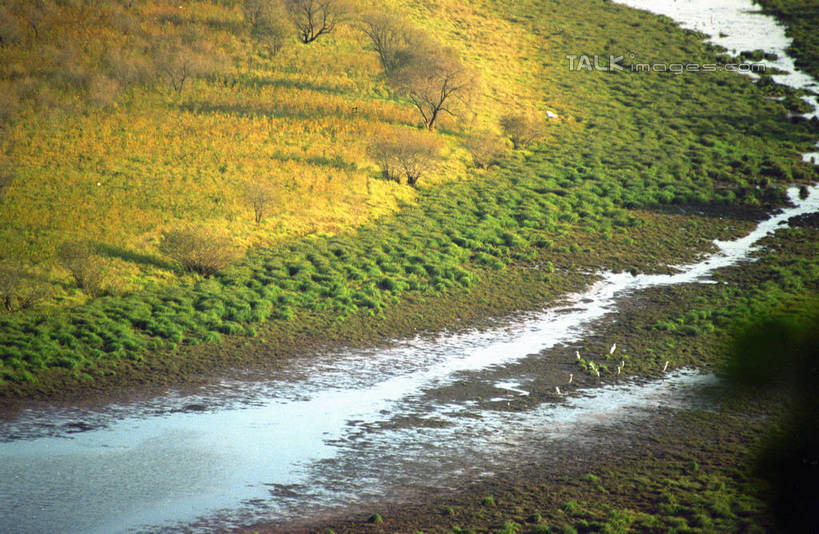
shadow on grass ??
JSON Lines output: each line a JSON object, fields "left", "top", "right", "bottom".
{"left": 95, "top": 244, "right": 175, "bottom": 271}
{"left": 685, "top": 111, "right": 819, "bottom": 145}
{"left": 179, "top": 100, "right": 400, "bottom": 126}
{"left": 236, "top": 74, "right": 349, "bottom": 96}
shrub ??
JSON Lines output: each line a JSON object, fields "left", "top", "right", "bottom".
{"left": 243, "top": 0, "right": 291, "bottom": 56}
{"left": 0, "top": 263, "right": 49, "bottom": 312}
{"left": 159, "top": 227, "right": 238, "bottom": 277}
{"left": 203, "top": 331, "right": 221, "bottom": 343}
{"left": 0, "top": 6, "right": 24, "bottom": 46}
{"left": 0, "top": 87, "right": 20, "bottom": 125}
{"left": 242, "top": 180, "right": 275, "bottom": 225}
{"left": 464, "top": 131, "right": 507, "bottom": 168}
{"left": 500, "top": 112, "right": 545, "bottom": 149}
{"left": 367, "top": 129, "right": 441, "bottom": 187}
{"left": 57, "top": 240, "right": 109, "bottom": 297}
{"left": 562, "top": 499, "right": 580, "bottom": 514}
{"left": 48, "top": 44, "right": 92, "bottom": 91}
{"left": 103, "top": 47, "right": 155, "bottom": 88}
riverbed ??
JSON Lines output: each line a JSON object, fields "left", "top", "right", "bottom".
{"left": 2, "top": 179, "right": 817, "bottom": 532}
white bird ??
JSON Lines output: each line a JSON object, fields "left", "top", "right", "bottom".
{"left": 568, "top": 373, "right": 573, "bottom": 384}
{"left": 617, "top": 366, "right": 621, "bottom": 376}
{"left": 555, "top": 386, "right": 561, "bottom": 395}
{"left": 609, "top": 343, "right": 617, "bottom": 355}
{"left": 594, "top": 367, "right": 600, "bottom": 377}
{"left": 620, "top": 360, "right": 625, "bottom": 369}
{"left": 663, "top": 360, "right": 669, "bottom": 372}
{"left": 576, "top": 350, "right": 581, "bottom": 360}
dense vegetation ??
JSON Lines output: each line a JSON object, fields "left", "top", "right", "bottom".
{"left": 1, "top": 0, "right": 818, "bottom": 394}
{"left": 755, "top": 0, "right": 819, "bottom": 80}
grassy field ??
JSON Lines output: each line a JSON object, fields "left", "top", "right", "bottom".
{"left": 0, "top": 0, "right": 547, "bottom": 272}
{"left": 1, "top": 0, "right": 818, "bottom": 395}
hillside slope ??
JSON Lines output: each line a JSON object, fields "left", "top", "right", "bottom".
{"left": 1, "top": 0, "right": 818, "bottom": 396}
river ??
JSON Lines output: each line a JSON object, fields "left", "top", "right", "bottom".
{"left": 2, "top": 1, "right": 818, "bottom": 532}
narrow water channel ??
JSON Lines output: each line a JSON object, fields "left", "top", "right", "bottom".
{"left": 2, "top": 1, "right": 818, "bottom": 532}
{"left": 2, "top": 181, "right": 817, "bottom": 533}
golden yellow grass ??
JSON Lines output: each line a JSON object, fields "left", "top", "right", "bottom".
{"left": 0, "top": 0, "right": 556, "bottom": 295}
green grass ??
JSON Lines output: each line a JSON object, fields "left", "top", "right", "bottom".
{"left": 1, "top": 0, "right": 819, "bottom": 395}
{"left": 755, "top": 0, "right": 819, "bottom": 80}
{"left": 314, "top": 401, "right": 779, "bottom": 534}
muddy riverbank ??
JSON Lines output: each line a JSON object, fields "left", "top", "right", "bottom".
{"left": 1, "top": 185, "right": 816, "bottom": 533}
{"left": 269, "top": 388, "right": 779, "bottom": 534}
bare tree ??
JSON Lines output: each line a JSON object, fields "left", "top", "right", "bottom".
{"left": 500, "top": 112, "right": 545, "bottom": 149}
{"left": 358, "top": 9, "right": 407, "bottom": 75}
{"left": 368, "top": 130, "right": 441, "bottom": 187}
{"left": 388, "top": 35, "right": 474, "bottom": 130}
{"left": 285, "top": 0, "right": 348, "bottom": 44}
{"left": 155, "top": 38, "right": 229, "bottom": 94}
{"left": 0, "top": 0, "right": 55, "bottom": 44}
{"left": 243, "top": 0, "right": 291, "bottom": 56}
{"left": 243, "top": 181, "right": 274, "bottom": 224}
